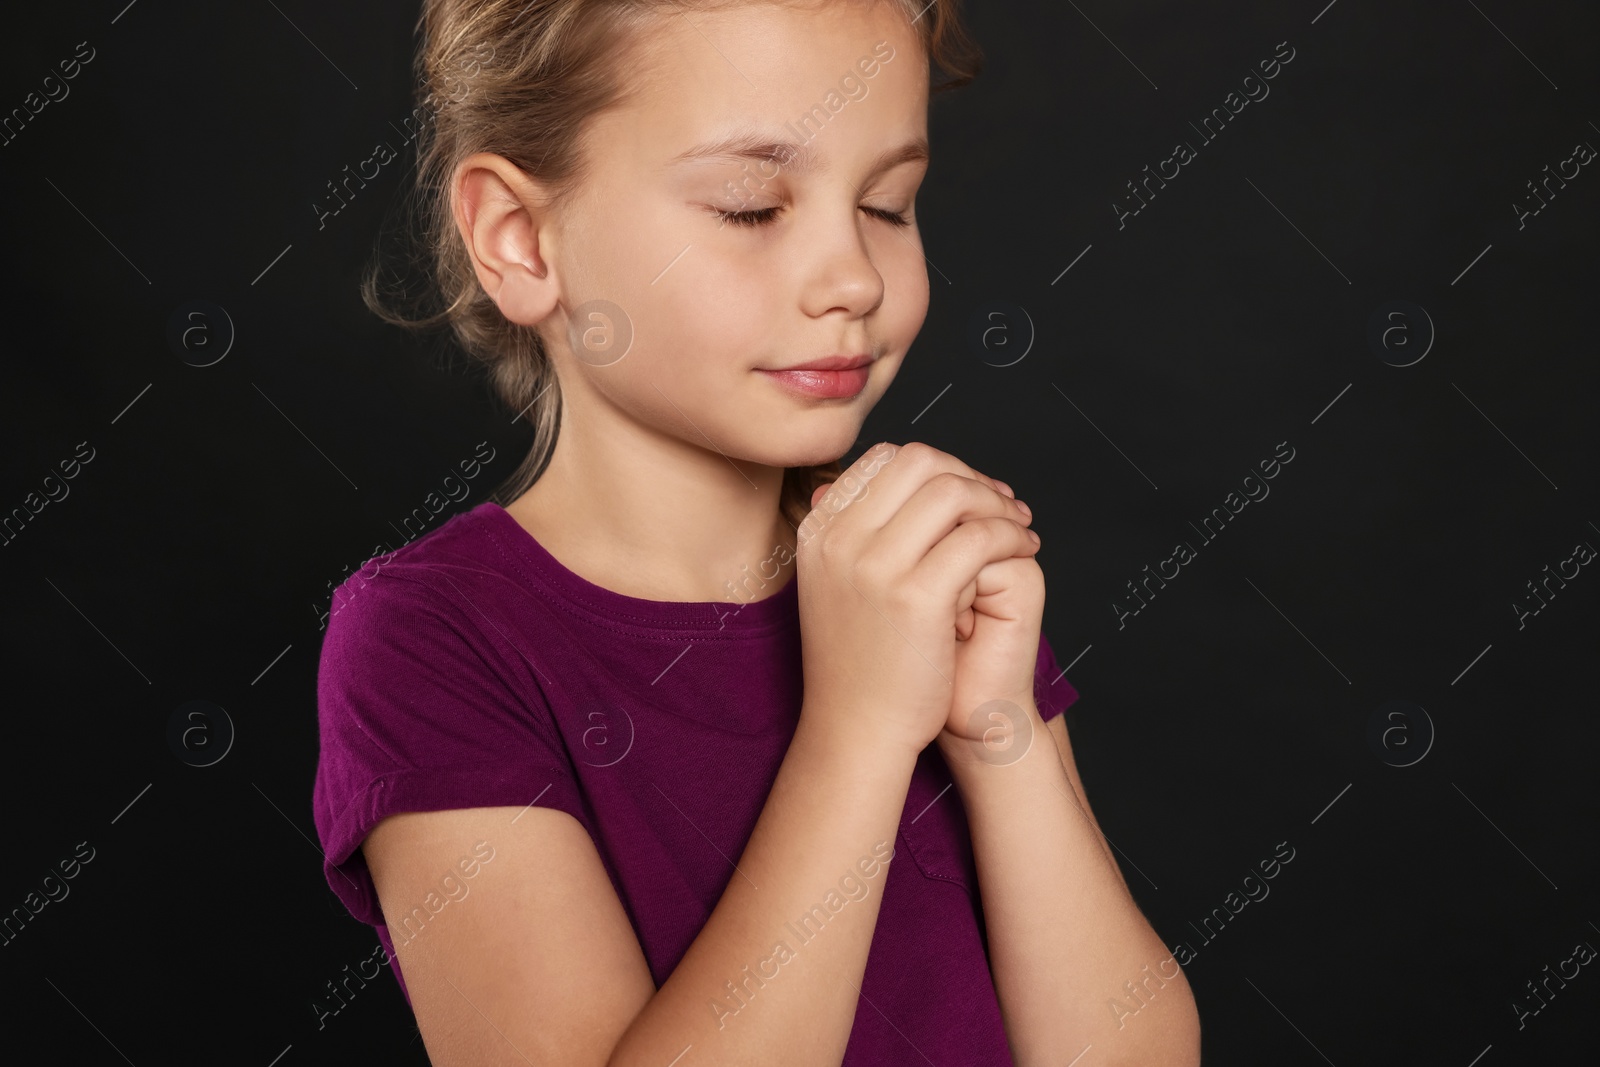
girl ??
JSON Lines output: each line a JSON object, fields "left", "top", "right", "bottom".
{"left": 312, "top": 0, "right": 1200, "bottom": 1063}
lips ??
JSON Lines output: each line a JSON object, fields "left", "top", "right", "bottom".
{"left": 756, "top": 366, "right": 871, "bottom": 399}
{"left": 766, "top": 354, "right": 874, "bottom": 372}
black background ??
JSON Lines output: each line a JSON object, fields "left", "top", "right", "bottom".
{"left": 2, "top": 1, "right": 1596, "bottom": 1064}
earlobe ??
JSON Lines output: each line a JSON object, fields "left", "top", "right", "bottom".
{"left": 496, "top": 262, "right": 558, "bottom": 325}
{"left": 452, "top": 153, "right": 559, "bottom": 326}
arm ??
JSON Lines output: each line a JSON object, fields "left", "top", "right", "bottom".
{"left": 363, "top": 712, "right": 921, "bottom": 1067}
{"left": 935, "top": 708, "right": 1201, "bottom": 1066}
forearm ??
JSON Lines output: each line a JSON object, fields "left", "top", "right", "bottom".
{"left": 938, "top": 710, "right": 1200, "bottom": 1066}
{"left": 608, "top": 713, "right": 919, "bottom": 1067}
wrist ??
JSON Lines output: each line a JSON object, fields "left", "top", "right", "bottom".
{"left": 937, "top": 709, "right": 1069, "bottom": 815}
{"left": 936, "top": 698, "right": 1045, "bottom": 770}
{"left": 793, "top": 706, "right": 927, "bottom": 775}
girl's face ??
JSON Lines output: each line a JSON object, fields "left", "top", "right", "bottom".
{"left": 544, "top": 0, "right": 931, "bottom": 471}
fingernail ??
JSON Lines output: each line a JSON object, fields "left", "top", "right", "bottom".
{"left": 1015, "top": 499, "right": 1032, "bottom": 518}
{"left": 1028, "top": 529, "right": 1041, "bottom": 545}
{"left": 995, "top": 480, "right": 1015, "bottom": 499}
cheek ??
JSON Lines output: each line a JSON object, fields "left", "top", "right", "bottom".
{"left": 651, "top": 243, "right": 783, "bottom": 357}
{"left": 668, "top": 268, "right": 775, "bottom": 357}
{"left": 877, "top": 241, "right": 930, "bottom": 341}
{"left": 569, "top": 218, "right": 756, "bottom": 368}
{"left": 583, "top": 268, "right": 772, "bottom": 415}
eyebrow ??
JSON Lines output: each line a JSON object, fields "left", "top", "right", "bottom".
{"left": 668, "top": 130, "right": 930, "bottom": 180}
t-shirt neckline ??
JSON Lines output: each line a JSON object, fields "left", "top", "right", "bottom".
{"left": 478, "top": 500, "right": 798, "bottom": 635}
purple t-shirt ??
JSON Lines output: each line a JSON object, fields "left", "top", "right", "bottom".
{"left": 312, "top": 500, "right": 1080, "bottom": 1064}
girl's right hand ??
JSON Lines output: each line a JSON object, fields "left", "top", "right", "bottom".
{"left": 793, "top": 441, "right": 1039, "bottom": 759}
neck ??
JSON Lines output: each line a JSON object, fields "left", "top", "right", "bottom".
{"left": 505, "top": 417, "right": 800, "bottom": 605}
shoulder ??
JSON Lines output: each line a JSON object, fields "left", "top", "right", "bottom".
{"left": 314, "top": 564, "right": 545, "bottom": 743}
{"left": 318, "top": 502, "right": 526, "bottom": 670}
{"left": 316, "top": 571, "right": 483, "bottom": 713}
{"left": 323, "top": 503, "right": 503, "bottom": 625}
{"left": 313, "top": 549, "right": 552, "bottom": 769}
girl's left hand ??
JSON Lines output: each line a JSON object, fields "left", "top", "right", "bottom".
{"left": 941, "top": 536, "right": 1047, "bottom": 763}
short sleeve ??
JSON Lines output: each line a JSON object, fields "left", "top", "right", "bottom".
{"left": 311, "top": 573, "right": 587, "bottom": 928}
{"left": 1033, "top": 630, "right": 1082, "bottom": 723}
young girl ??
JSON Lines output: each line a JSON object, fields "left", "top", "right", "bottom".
{"left": 313, "top": 1, "right": 1200, "bottom": 1063}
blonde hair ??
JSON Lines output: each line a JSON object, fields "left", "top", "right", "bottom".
{"left": 363, "top": 0, "right": 983, "bottom": 530}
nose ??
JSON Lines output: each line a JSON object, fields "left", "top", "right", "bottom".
{"left": 799, "top": 207, "right": 887, "bottom": 320}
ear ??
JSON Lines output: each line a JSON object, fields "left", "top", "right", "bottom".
{"left": 451, "top": 153, "right": 560, "bottom": 327}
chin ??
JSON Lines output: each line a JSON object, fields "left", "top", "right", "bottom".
{"left": 742, "top": 416, "right": 865, "bottom": 471}
{"left": 734, "top": 370, "right": 894, "bottom": 468}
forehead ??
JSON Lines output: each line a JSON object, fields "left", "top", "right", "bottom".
{"left": 596, "top": 1, "right": 929, "bottom": 172}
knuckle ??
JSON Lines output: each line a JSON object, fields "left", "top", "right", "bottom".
{"left": 965, "top": 516, "right": 1009, "bottom": 552}
{"left": 853, "top": 546, "right": 894, "bottom": 590}
{"left": 885, "top": 570, "right": 932, "bottom": 613}
{"left": 830, "top": 470, "right": 869, "bottom": 505}
{"left": 863, "top": 441, "right": 900, "bottom": 468}
{"left": 898, "top": 441, "right": 939, "bottom": 471}
{"left": 926, "top": 470, "right": 969, "bottom": 503}
{"left": 857, "top": 550, "right": 908, "bottom": 601}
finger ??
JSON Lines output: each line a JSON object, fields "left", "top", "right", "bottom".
{"left": 871, "top": 471, "right": 1032, "bottom": 577}
{"left": 968, "top": 555, "right": 1044, "bottom": 615}
{"left": 799, "top": 442, "right": 901, "bottom": 543}
{"left": 912, "top": 516, "right": 1040, "bottom": 607}
{"left": 955, "top": 607, "right": 975, "bottom": 642}
{"left": 806, "top": 441, "right": 1016, "bottom": 546}
{"left": 890, "top": 441, "right": 1014, "bottom": 504}
{"left": 955, "top": 576, "right": 979, "bottom": 639}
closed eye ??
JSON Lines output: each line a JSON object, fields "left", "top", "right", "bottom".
{"left": 712, "top": 205, "right": 912, "bottom": 228}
